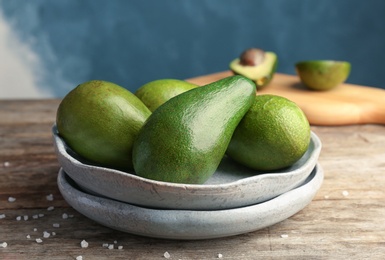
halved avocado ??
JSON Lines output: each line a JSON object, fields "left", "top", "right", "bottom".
{"left": 295, "top": 60, "right": 351, "bottom": 91}
{"left": 230, "top": 48, "right": 278, "bottom": 90}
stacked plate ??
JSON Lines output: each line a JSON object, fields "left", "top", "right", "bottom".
{"left": 53, "top": 125, "right": 323, "bottom": 240}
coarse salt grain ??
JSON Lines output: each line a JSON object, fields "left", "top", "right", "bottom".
{"left": 108, "top": 244, "right": 114, "bottom": 250}
{"left": 324, "top": 195, "right": 329, "bottom": 199}
{"left": 8, "top": 197, "right": 16, "bottom": 203}
{"left": 217, "top": 253, "right": 223, "bottom": 258}
{"left": 4, "top": 162, "right": 10, "bottom": 167}
{"left": 342, "top": 190, "right": 349, "bottom": 196}
{"left": 281, "top": 234, "right": 289, "bottom": 238}
{"left": 36, "top": 238, "right": 43, "bottom": 243}
{"left": 47, "top": 206, "right": 54, "bottom": 211}
{"left": 43, "top": 231, "right": 50, "bottom": 238}
{"left": 46, "top": 194, "right": 54, "bottom": 201}
{"left": 53, "top": 223, "right": 60, "bottom": 228}
{"left": 39, "top": 213, "right": 44, "bottom": 218}
{"left": 26, "top": 235, "right": 31, "bottom": 239}
{"left": 80, "top": 240, "right": 88, "bottom": 248}
{"left": 1, "top": 242, "right": 7, "bottom": 248}
{"left": 16, "top": 216, "right": 21, "bottom": 221}
{"left": 32, "top": 215, "right": 39, "bottom": 219}
{"left": 52, "top": 232, "right": 56, "bottom": 236}
{"left": 102, "top": 243, "right": 109, "bottom": 248}
{"left": 23, "top": 215, "right": 28, "bottom": 221}
{"left": 0, "top": 214, "right": 5, "bottom": 219}
{"left": 164, "top": 251, "right": 171, "bottom": 259}
{"left": 118, "top": 246, "right": 123, "bottom": 250}
{"left": 62, "top": 213, "right": 68, "bottom": 219}
{"left": 33, "top": 228, "right": 37, "bottom": 232}
{"left": 76, "top": 256, "right": 83, "bottom": 260}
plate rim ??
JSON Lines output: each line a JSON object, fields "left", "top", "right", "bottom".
{"left": 52, "top": 124, "right": 322, "bottom": 190}
{"left": 57, "top": 164, "right": 324, "bottom": 240}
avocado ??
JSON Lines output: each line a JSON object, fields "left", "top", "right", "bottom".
{"left": 56, "top": 80, "right": 151, "bottom": 171}
{"left": 230, "top": 48, "right": 278, "bottom": 90}
{"left": 132, "top": 75, "right": 256, "bottom": 184}
{"left": 135, "top": 79, "right": 198, "bottom": 112}
{"left": 295, "top": 60, "right": 351, "bottom": 91}
{"left": 227, "top": 94, "right": 310, "bottom": 171}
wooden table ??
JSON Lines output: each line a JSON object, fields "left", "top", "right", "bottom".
{"left": 1, "top": 99, "right": 385, "bottom": 259}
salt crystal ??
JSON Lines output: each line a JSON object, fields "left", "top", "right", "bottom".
{"left": 164, "top": 251, "right": 171, "bottom": 259}
{"left": 43, "top": 231, "right": 50, "bottom": 238}
{"left": 281, "top": 234, "right": 289, "bottom": 238}
{"left": 324, "top": 195, "right": 329, "bottom": 199}
{"left": 16, "top": 216, "right": 21, "bottom": 221}
{"left": 217, "top": 253, "right": 223, "bottom": 258}
{"left": 68, "top": 214, "right": 74, "bottom": 218}
{"left": 33, "top": 228, "right": 37, "bottom": 232}
{"left": 53, "top": 223, "right": 60, "bottom": 228}
{"left": 52, "top": 232, "right": 56, "bottom": 236}
{"left": 39, "top": 213, "right": 44, "bottom": 218}
{"left": 46, "top": 194, "right": 54, "bottom": 201}
{"left": 26, "top": 235, "right": 31, "bottom": 239}
{"left": 23, "top": 215, "right": 28, "bottom": 221}
{"left": 108, "top": 244, "right": 114, "bottom": 250}
{"left": 102, "top": 243, "right": 109, "bottom": 248}
{"left": 8, "top": 197, "right": 16, "bottom": 203}
{"left": 47, "top": 206, "right": 54, "bottom": 211}
{"left": 36, "top": 238, "right": 43, "bottom": 243}
{"left": 118, "top": 245, "right": 123, "bottom": 250}
{"left": 342, "top": 190, "right": 349, "bottom": 196}
{"left": 0, "top": 214, "right": 5, "bottom": 219}
{"left": 114, "top": 240, "right": 117, "bottom": 244}
{"left": 32, "top": 215, "right": 39, "bottom": 219}
{"left": 4, "top": 161, "right": 10, "bottom": 167}
{"left": 76, "top": 256, "right": 83, "bottom": 260}
{"left": 80, "top": 240, "right": 88, "bottom": 248}
{"left": 62, "top": 213, "right": 68, "bottom": 219}
{"left": 0, "top": 242, "right": 7, "bottom": 248}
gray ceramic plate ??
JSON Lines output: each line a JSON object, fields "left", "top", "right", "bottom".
{"left": 52, "top": 125, "right": 321, "bottom": 210}
{"left": 58, "top": 164, "right": 323, "bottom": 240}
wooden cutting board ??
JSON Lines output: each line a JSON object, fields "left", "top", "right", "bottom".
{"left": 186, "top": 71, "right": 385, "bottom": 126}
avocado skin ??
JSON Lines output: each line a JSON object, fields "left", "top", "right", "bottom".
{"left": 226, "top": 95, "right": 310, "bottom": 171}
{"left": 295, "top": 60, "right": 351, "bottom": 91}
{"left": 230, "top": 52, "right": 278, "bottom": 90}
{"left": 132, "top": 75, "right": 256, "bottom": 184}
{"left": 135, "top": 79, "right": 197, "bottom": 112}
{"left": 56, "top": 80, "right": 151, "bottom": 171}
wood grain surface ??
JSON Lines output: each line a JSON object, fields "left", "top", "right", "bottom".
{"left": 187, "top": 71, "right": 385, "bottom": 126}
{"left": 1, "top": 99, "right": 385, "bottom": 259}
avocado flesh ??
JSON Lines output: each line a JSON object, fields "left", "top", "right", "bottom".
{"left": 230, "top": 52, "right": 278, "bottom": 89}
{"left": 132, "top": 75, "right": 256, "bottom": 184}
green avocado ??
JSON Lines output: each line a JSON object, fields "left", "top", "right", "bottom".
{"left": 135, "top": 79, "right": 198, "bottom": 112}
{"left": 132, "top": 75, "right": 256, "bottom": 184}
{"left": 226, "top": 95, "right": 310, "bottom": 171}
{"left": 230, "top": 48, "right": 278, "bottom": 90}
{"left": 56, "top": 80, "right": 151, "bottom": 171}
{"left": 295, "top": 60, "right": 351, "bottom": 91}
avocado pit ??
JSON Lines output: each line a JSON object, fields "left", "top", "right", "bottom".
{"left": 239, "top": 48, "right": 266, "bottom": 66}
{"left": 230, "top": 47, "right": 278, "bottom": 90}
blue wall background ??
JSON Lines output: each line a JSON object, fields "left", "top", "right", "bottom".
{"left": 1, "top": 0, "right": 384, "bottom": 97}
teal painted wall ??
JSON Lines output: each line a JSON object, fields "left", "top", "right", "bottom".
{"left": 1, "top": 0, "right": 384, "bottom": 97}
